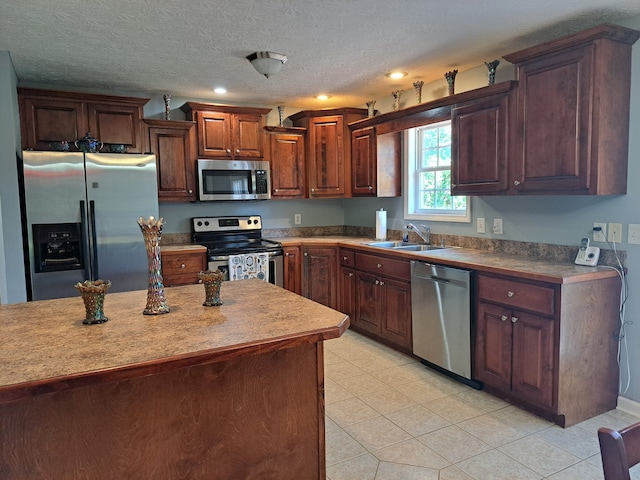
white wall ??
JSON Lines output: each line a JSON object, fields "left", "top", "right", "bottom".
{"left": 0, "top": 51, "right": 26, "bottom": 304}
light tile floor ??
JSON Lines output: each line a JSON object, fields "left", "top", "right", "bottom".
{"left": 324, "top": 330, "right": 640, "bottom": 480}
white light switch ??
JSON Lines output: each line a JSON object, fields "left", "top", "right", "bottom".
{"left": 493, "top": 218, "right": 503, "bottom": 235}
{"left": 477, "top": 217, "right": 486, "bottom": 234}
{"left": 629, "top": 224, "right": 640, "bottom": 245}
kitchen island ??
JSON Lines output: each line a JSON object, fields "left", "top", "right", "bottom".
{"left": 0, "top": 280, "right": 349, "bottom": 479}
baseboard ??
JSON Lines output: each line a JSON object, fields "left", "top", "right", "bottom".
{"left": 617, "top": 396, "right": 640, "bottom": 418}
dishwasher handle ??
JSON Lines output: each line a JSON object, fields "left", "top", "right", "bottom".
{"left": 412, "top": 274, "right": 452, "bottom": 284}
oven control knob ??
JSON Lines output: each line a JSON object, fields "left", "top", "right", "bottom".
{"left": 204, "top": 221, "right": 210, "bottom": 226}
{"left": 197, "top": 221, "right": 202, "bottom": 227}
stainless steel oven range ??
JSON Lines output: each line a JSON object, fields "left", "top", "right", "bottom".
{"left": 191, "top": 215, "right": 283, "bottom": 287}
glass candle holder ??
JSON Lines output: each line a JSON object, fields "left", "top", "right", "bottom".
{"left": 75, "top": 279, "right": 111, "bottom": 325}
{"left": 198, "top": 270, "right": 224, "bottom": 306}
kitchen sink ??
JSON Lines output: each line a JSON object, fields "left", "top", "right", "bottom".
{"left": 364, "top": 241, "right": 416, "bottom": 248}
{"left": 393, "top": 244, "right": 449, "bottom": 251}
{"left": 364, "top": 241, "right": 452, "bottom": 251}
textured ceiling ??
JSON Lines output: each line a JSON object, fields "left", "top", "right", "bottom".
{"left": 1, "top": 0, "right": 640, "bottom": 109}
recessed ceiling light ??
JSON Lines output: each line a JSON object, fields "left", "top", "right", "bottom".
{"left": 316, "top": 94, "right": 330, "bottom": 100}
{"left": 214, "top": 87, "right": 227, "bottom": 94}
{"left": 386, "top": 72, "right": 408, "bottom": 79}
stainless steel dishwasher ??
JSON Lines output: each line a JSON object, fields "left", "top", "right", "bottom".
{"left": 411, "top": 261, "right": 479, "bottom": 388}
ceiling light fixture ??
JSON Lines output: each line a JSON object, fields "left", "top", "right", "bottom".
{"left": 213, "top": 87, "right": 227, "bottom": 94}
{"left": 316, "top": 94, "right": 330, "bottom": 101}
{"left": 386, "top": 71, "right": 408, "bottom": 79}
{"left": 246, "top": 51, "right": 287, "bottom": 78}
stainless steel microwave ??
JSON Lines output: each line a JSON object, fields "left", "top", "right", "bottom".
{"left": 197, "top": 159, "right": 271, "bottom": 201}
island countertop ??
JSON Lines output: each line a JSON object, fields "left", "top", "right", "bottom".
{"left": 0, "top": 279, "right": 349, "bottom": 404}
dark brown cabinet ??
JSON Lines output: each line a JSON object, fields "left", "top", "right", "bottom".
{"left": 476, "top": 300, "right": 554, "bottom": 408}
{"left": 502, "top": 24, "right": 639, "bottom": 195}
{"left": 160, "top": 247, "right": 207, "bottom": 286}
{"left": 301, "top": 246, "right": 338, "bottom": 309}
{"left": 351, "top": 127, "right": 401, "bottom": 197}
{"left": 265, "top": 127, "right": 306, "bottom": 198}
{"left": 283, "top": 245, "right": 302, "bottom": 295}
{"left": 352, "top": 252, "right": 412, "bottom": 352}
{"left": 475, "top": 271, "right": 621, "bottom": 426}
{"left": 338, "top": 249, "right": 356, "bottom": 320}
{"left": 18, "top": 88, "right": 148, "bottom": 152}
{"left": 144, "top": 119, "right": 197, "bottom": 202}
{"left": 451, "top": 83, "right": 515, "bottom": 195}
{"left": 289, "top": 108, "right": 368, "bottom": 198}
{"left": 180, "top": 102, "right": 271, "bottom": 159}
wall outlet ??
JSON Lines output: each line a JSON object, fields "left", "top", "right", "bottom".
{"left": 629, "top": 224, "right": 640, "bottom": 245}
{"left": 608, "top": 223, "right": 623, "bottom": 243}
{"left": 294, "top": 213, "right": 302, "bottom": 225}
{"left": 493, "top": 218, "right": 503, "bottom": 235}
{"left": 593, "top": 223, "right": 607, "bottom": 242}
{"left": 477, "top": 217, "right": 486, "bottom": 234}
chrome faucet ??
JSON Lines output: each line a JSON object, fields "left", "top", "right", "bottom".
{"left": 405, "top": 223, "right": 431, "bottom": 245}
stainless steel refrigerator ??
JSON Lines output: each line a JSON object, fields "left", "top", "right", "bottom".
{"left": 22, "top": 151, "right": 159, "bottom": 300}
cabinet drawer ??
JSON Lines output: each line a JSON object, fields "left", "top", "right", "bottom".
{"left": 340, "top": 249, "right": 355, "bottom": 267}
{"left": 356, "top": 253, "right": 410, "bottom": 281}
{"left": 478, "top": 274, "right": 555, "bottom": 316}
{"left": 161, "top": 251, "right": 206, "bottom": 286}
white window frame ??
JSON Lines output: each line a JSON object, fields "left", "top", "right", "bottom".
{"left": 403, "top": 120, "right": 471, "bottom": 223}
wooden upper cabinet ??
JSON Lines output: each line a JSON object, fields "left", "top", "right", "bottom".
{"left": 289, "top": 108, "right": 368, "bottom": 198}
{"left": 504, "top": 24, "right": 640, "bottom": 195}
{"left": 351, "top": 126, "right": 401, "bottom": 197}
{"left": 144, "top": 119, "right": 197, "bottom": 202}
{"left": 18, "top": 88, "right": 148, "bottom": 152}
{"left": 351, "top": 127, "right": 376, "bottom": 195}
{"left": 265, "top": 126, "right": 306, "bottom": 198}
{"left": 180, "top": 102, "right": 270, "bottom": 160}
{"left": 451, "top": 83, "right": 515, "bottom": 195}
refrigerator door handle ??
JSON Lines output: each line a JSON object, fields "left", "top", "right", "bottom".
{"left": 89, "top": 200, "right": 99, "bottom": 280}
{"left": 80, "top": 200, "right": 92, "bottom": 281}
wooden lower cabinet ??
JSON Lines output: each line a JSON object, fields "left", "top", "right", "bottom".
{"left": 474, "top": 272, "right": 621, "bottom": 427}
{"left": 161, "top": 247, "right": 207, "bottom": 286}
{"left": 338, "top": 249, "right": 356, "bottom": 320}
{"left": 283, "top": 246, "right": 302, "bottom": 295}
{"left": 476, "top": 301, "right": 554, "bottom": 408}
{"left": 302, "top": 246, "right": 338, "bottom": 309}
{"left": 351, "top": 252, "right": 412, "bottom": 352}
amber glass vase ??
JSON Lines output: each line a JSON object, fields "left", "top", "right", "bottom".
{"left": 137, "top": 216, "right": 170, "bottom": 315}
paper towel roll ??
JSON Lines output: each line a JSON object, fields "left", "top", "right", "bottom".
{"left": 375, "top": 209, "right": 387, "bottom": 240}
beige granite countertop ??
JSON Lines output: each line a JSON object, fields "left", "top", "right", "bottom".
{"left": 276, "top": 236, "right": 619, "bottom": 285}
{"left": 0, "top": 280, "right": 349, "bottom": 404}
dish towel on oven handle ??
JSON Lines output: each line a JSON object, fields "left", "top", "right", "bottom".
{"left": 228, "top": 252, "right": 269, "bottom": 282}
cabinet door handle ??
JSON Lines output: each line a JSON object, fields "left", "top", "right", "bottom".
{"left": 311, "top": 188, "right": 315, "bottom": 192}
{"left": 285, "top": 252, "right": 290, "bottom": 256}
{"left": 343, "top": 256, "right": 348, "bottom": 261}
{"left": 188, "top": 189, "right": 193, "bottom": 194}
{"left": 501, "top": 315, "right": 508, "bottom": 321}
{"left": 368, "top": 185, "right": 373, "bottom": 190}
{"left": 375, "top": 279, "right": 380, "bottom": 285}
{"left": 236, "top": 149, "right": 240, "bottom": 154}
{"left": 226, "top": 149, "right": 232, "bottom": 154}
{"left": 513, "top": 180, "right": 521, "bottom": 186}
{"left": 511, "top": 316, "right": 518, "bottom": 323}
{"left": 377, "top": 263, "right": 382, "bottom": 269}
{"left": 379, "top": 281, "right": 384, "bottom": 286}
{"left": 274, "top": 188, "right": 278, "bottom": 192}
{"left": 304, "top": 252, "right": 308, "bottom": 256}
{"left": 181, "top": 263, "right": 186, "bottom": 269}
{"left": 348, "top": 272, "right": 353, "bottom": 277}
{"left": 507, "top": 291, "right": 514, "bottom": 297}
